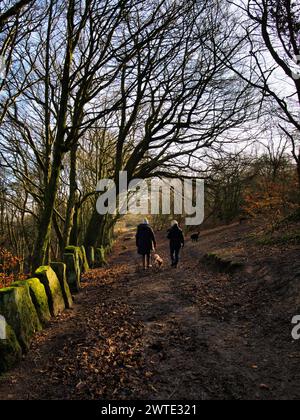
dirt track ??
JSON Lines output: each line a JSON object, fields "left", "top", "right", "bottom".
{"left": 0, "top": 223, "right": 300, "bottom": 400}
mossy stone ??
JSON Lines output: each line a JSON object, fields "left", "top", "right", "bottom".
{"left": 65, "top": 246, "right": 83, "bottom": 273}
{"left": 11, "top": 279, "right": 51, "bottom": 326}
{"left": 63, "top": 253, "right": 81, "bottom": 293}
{"left": 0, "top": 286, "right": 42, "bottom": 352}
{"left": 80, "top": 246, "right": 90, "bottom": 273}
{"left": 96, "top": 247, "right": 107, "bottom": 267}
{"left": 50, "top": 262, "right": 73, "bottom": 309}
{"left": 0, "top": 319, "right": 22, "bottom": 373}
{"left": 35, "top": 266, "right": 65, "bottom": 317}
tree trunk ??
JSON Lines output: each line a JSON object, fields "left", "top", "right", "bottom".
{"left": 100, "top": 216, "right": 115, "bottom": 248}
{"left": 52, "top": 212, "right": 64, "bottom": 256}
{"left": 32, "top": 149, "right": 62, "bottom": 270}
{"left": 297, "top": 160, "right": 300, "bottom": 197}
{"left": 62, "top": 143, "right": 78, "bottom": 251}
{"left": 70, "top": 203, "right": 80, "bottom": 246}
{"left": 84, "top": 209, "right": 105, "bottom": 249}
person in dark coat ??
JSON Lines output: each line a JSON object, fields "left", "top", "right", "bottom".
{"left": 167, "top": 220, "right": 184, "bottom": 268}
{"left": 136, "top": 219, "right": 157, "bottom": 270}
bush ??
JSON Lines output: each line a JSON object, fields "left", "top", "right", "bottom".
{"left": 0, "top": 247, "right": 24, "bottom": 289}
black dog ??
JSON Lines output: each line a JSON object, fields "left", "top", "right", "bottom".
{"left": 191, "top": 232, "right": 200, "bottom": 242}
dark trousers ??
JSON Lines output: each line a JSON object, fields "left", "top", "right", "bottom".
{"left": 170, "top": 245, "right": 181, "bottom": 267}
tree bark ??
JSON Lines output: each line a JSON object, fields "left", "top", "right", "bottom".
{"left": 32, "top": 147, "right": 63, "bottom": 270}
{"left": 297, "top": 160, "right": 300, "bottom": 195}
{"left": 84, "top": 209, "right": 105, "bottom": 249}
{"left": 62, "top": 143, "right": 78, "bottom": 252}
{"left": 69, "top": 203, "right": 79, "bottom": 246}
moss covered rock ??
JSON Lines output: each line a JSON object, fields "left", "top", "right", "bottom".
{"left": 0, "top": 318, "right": 22, "bottom": 373}
{"left": 63, "top": 253, "right": 81, "bottom": 293}
{"left": 80, "top": 246, "right": 90, "bottom": 273}
{"left": 35, "top": 266, "right": 65, "bottom": 317}
{"left": 65, "top": 246, "right": 85, "bottom": 273}
{"left": 50, "top": 262, "right": 73, "bottom": 309}
{"left": 11, "top": 279, "right": 51, "bottom": 326}
{"left": 95, "top": 246, "right": 107, "bottom": 267}
{"left": 0, "top": 286, "right": 42, "bottom": 352}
